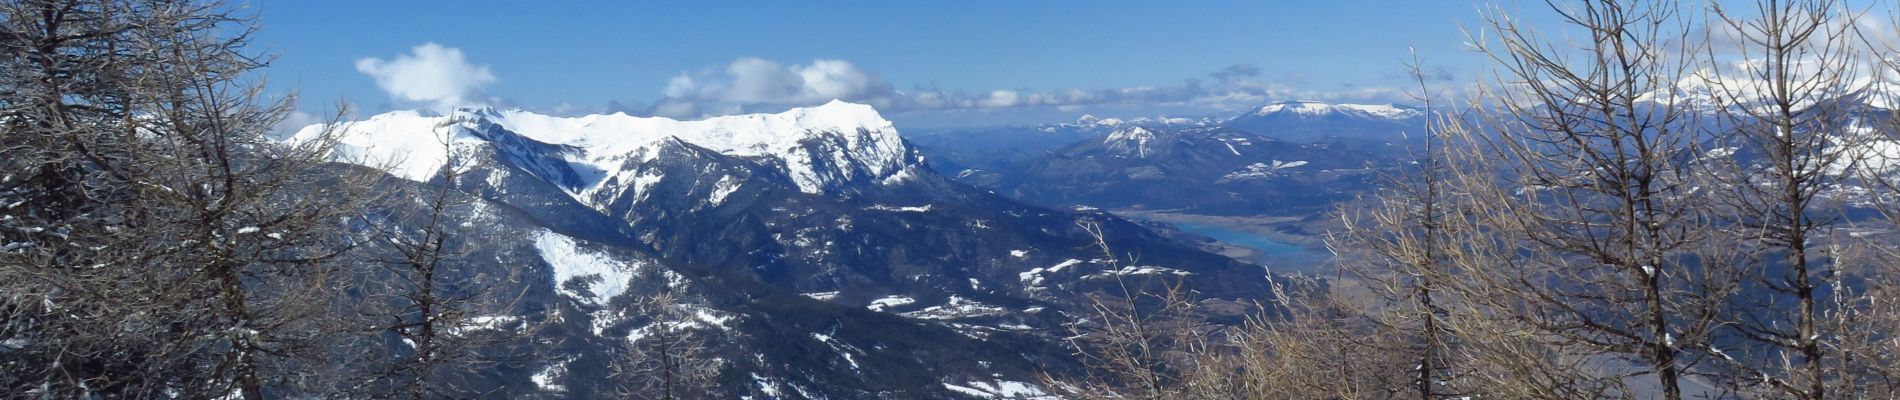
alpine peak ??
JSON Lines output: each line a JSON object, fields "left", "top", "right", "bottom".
{"left": 291, "top": 101, "right": 915, "bottom": 195}
{"left": 1248, "top": 100, "right": 1423, "bottom": 120}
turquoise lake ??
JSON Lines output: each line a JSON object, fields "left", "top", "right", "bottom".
{"left": 1163, "top": 220, "right": 1329, "bottom": 273}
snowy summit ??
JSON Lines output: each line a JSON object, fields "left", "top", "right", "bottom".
{"left": 292, "top": 100, "right": 917, "bottom": 196}
{"left": 1245, "top": 100, "right": 1424, "bottom": 120}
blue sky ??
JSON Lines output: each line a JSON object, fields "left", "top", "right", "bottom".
{"left": 249, "top": 1, "right": 1505, "bottom": 127}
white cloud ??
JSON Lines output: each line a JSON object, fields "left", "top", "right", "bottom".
{"left": 652, "top": 58, "right": 900, "bottom": 117}
{"left": 663, "top": 74, "right": 698, "bottom": 98}
{"left": 979, "top": 90, "right": 1021, "bottom": 108}
{"left": 355, "top": 43, "right": 497, "bottom": 112}
{"left": 723, "top": 58, "right": 807, "bottom": 103}
{"left": 796, "top": 59, "right": 891, "bottom": 103}
{"left": 269, "top": 110, "right": 325, "bottom": 140}
{"left": 648, "top": 59, "right": 1417, "bottom": 118}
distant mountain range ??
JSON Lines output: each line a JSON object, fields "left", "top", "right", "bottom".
{"left": 1223, "top": 100, "right": 1426, "bottom": 142}
{"left": 913, "top": 100, "right": 1425, "bottom": 216}
{"left": 291, "top": 101, "right": 1280, "bottom": 398}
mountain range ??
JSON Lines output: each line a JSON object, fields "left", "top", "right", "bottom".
{"left": 293, "top": 101, "right": 1281, "bottom": 398}
{"left": 917, "top": 100, "right": 1426, "bottom": 217}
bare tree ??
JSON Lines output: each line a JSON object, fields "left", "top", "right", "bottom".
{"left": 1837, "top": 6, "right": 1900, "bottom": 396}
{"left": 1458, "top": 1, "right": 1738, "bottom": 398}
{"left": 1219, "top": 277, "right": 1432, "bottom": 400}
{"left": 611, "top": 286, "right": 721, "bottom": 400}
{"left": 0, "top": 0, "right": 370, "bottom": 397}
{"left": 324, "top": 114, "right": 543, "bottom": 399}
{"left": 1329, "top": 51, "right": 1476, "bottom": 400}
{"left": 1046, "top": 220, "right": 1248, "bottom": 400}
{"left": 1693, "top": 1, "right": 1871, "bottom": 397}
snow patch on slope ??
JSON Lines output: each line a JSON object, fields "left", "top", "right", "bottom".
{"left": 867, "top": 296, "right": 916, "bottom": 312}
{"left": 1019, "top": 259, "right": 1083, "bottom": 287}
{"left": 900, "top": 296, "right": 1008, "bottom": 320}
{"left": 1104, "top": 127, "right": 1160, "bottom": 158}
{"left": 942, "top": 381, "right": 1053, "bottom": 399}
{"left": 707, "top": 174, "right": 743, "bottom": 206}
{"left": 867, "top": 204, "right": 933, "bottom": 212}
{"left": 1220, "top": 160, "right": 1308, "bottom": 182}
{"left": 532, "top": 229, "right": 640, "bottom": 306}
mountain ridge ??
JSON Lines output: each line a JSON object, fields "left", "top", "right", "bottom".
{"left": 285, "top": 100, "right": 1281, "bottom": 398}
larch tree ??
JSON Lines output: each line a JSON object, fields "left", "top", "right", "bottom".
{"left": 1458, "top": 1, "right": 1738, "bottom": 398}
{"left": 1696, "top": 0, "right": 1869, "bottom": 397}
{"left": 0, "top": 0, "right": 369, "bottom": 397}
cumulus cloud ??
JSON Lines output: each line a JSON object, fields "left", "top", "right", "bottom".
{"left": 648, "top": 58, "right": 1416, "bottom": 118}
{"left": 355, "top": 43, "right": 497, "bottom": 112}
{"left": 654, "top": 58, "right": 899, "bottom": 117}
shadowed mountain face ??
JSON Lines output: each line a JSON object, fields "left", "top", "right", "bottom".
{"left": 307, "top": 101, "right": 1279, "bottom": 398}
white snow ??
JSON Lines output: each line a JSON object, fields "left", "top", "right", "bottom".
{"left": 1087, "top": 265, "right": 1192, "bottom": 279}
{"left": 1250, "top": 101, "right": 1423, "bottom": 120}
{"left": 1104, "top": 127, "right": 1159, "bottom": 158}
{"left": 867, "top": 296, "right": 916, "bottom": 312}
{"left": 1221, "top": 160, "right": 1308, "bottom": 181}
{"left": 810, "top": 332, "right": 864, "bottom": 373}
{"left": 751, "top": 373, "right": 783, "bottom": 398}
{"left": 1019, "top": 259, "right": 1083, "bottom": 287}
{"left": 879, "top": 168, "right": 915, "bottom": 185}
{"left": 532, "top": 362, "right": 567, "bottom": 393}
{"left": 624, "top": 304, "right": 735, "bottom": 343}
{"left": 1852, "top": 139, "right": 1900, "bottom": 175}
{"left": 449, "top": 315, "right": 521, "bottom": 335}
{"left": 1010, "top": 249, "right": 1029, "bottom": 258}
{"left": 707, "top": 174, "right": 743, "bottom": 206}
{"left": 289, "top": 110, "right": 483, "bottom": 181}
{"left": 692, "top": 307, "right": 735, "bottom": 330}
{"left": 867, "top": 204, "right": 933, "bottom": 212}
{"left": 1076, "top": 115, "right": 1125, "bottom": 127}
{"left": 942, "top": 381, "right": 1052, "bottom": 399}
{"left": 532, "top": 229, "right": 641, "bottom": 306}
{"left": 900, "top": 296, "right": 1008, "bottom": 320}
{"left": 291, "top": 100, "right": 912, "bottom": 199}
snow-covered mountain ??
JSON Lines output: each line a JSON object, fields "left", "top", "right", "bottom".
{"left": 1244, "top": 101, "right": 1423, "bottom": 120}
{"left": 293, "top": 101, "right": 1279, "bottom": 398}
{"left": 1222, "top": 100, "right": 1426, "bottom": 141}
{"left": 1101, "top": 126, "right": 1164, "bottom": 158}
{"left": 301, "top": 100, "right": 917, "bottom": 199}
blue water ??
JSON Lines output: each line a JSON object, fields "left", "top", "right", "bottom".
{"left": 1164, "top": 221, "right": 1328, "bottom": 272}
{"left": 1169, "top": 221, "right": 1306, "bottom": 255}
